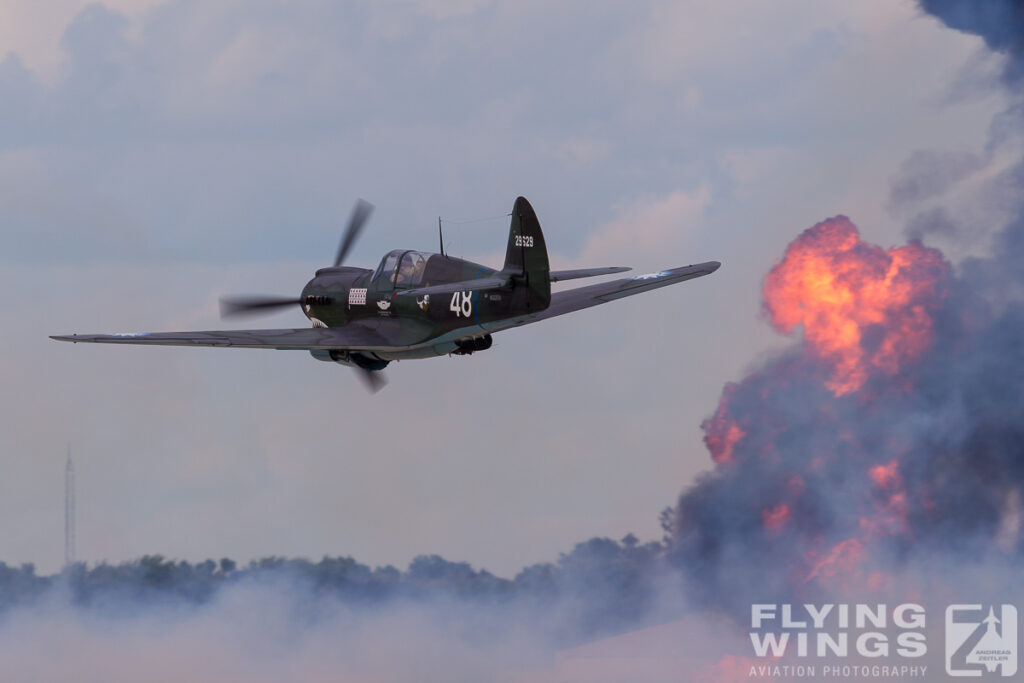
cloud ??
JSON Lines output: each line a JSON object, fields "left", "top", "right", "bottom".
{"left": 570, "top": 186, "right": 711, "bottom": 269}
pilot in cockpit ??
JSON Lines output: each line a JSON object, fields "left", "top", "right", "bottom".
{"left": 396, "top": 255, "right": 425, "bottom": 285}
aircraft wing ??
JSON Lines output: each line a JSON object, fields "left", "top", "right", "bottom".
{"left": 482, "top": 261, "right": 721, "bottom": 333}
{"left": 51, "top": 262, "right": 720, "bottom": 350}
{"left": 50, "top": 322, "right": 396, "bottom": 351}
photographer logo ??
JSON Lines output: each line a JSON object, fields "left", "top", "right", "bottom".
{"left": 946, "top": 605, "right": 1017, "bottom": 677}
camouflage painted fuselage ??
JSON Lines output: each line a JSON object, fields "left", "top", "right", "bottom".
{"left": 298, "top": 196, "right": 552, "bottom": 367}
{"left": 300, "top": 253, "right": 547, "bottom": 362}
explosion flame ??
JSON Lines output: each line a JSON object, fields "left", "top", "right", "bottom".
{"left": 672, "top": 213, "right": 1023, "bottom": 607}
{"left": 762, "top": 216, "right": 948, "bottom": 396}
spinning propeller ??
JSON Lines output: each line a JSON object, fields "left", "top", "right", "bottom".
{"left": 219, "top": 199, "right": 386, "bottom": 392}
{"left": 219, "top": 199, "right": 374, "bottom": 319}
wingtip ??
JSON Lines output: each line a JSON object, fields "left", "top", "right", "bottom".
{"left": 51, "top": 334, "right": 75, "bottom": 342}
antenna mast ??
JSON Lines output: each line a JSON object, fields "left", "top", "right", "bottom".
{"left": 65, "top": 447, "right": 75, "bottom": 567}
{"left": 438, "top": 216, "right": 446, "bottom": 257}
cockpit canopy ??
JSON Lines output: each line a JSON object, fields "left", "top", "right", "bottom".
{"left": 373, "top": 249, "right": 430, "bottom": 288}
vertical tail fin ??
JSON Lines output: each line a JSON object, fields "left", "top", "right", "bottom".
{"left": 503, "top": 196, "right": 551, "bottom": 310}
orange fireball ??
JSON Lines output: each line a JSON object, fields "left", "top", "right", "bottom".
{"left": 763, "top": 217, "right": 949, "bottom": 395}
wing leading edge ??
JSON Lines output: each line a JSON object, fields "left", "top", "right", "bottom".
{"left": 50, "top": 323, "right": 395, "bottom": 351}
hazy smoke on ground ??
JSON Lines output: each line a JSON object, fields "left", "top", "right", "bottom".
{"left": 665, "top": 0, "right": 1024, "bottom": 615}
{"left": 0, "top": 542, "right": 700, "bottom": 682}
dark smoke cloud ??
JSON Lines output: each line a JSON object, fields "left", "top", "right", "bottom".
{"left": 919, "top": 0, "right": 1024, "bottom": 300}
{"left": 660, "top": 0, "right": 1024, "bottom": 615}
{"left": 665, "top": 229, "right": 1024, "bottom": 613}
{"left": 919, "top": 0, "right": 1024, "bottom": 84}
{"left": 887, "top": 149, "right": 987, "bottom": 215}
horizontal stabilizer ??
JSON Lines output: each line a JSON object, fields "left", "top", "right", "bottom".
{"left": 550, "top": 267, "right": 631, "bottom": 282}
{"left": 397, "top": 276, "right": 510, "bottom": 298}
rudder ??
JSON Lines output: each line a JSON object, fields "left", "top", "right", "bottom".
{"left": 503, "top": 196, "right": 551, "bottom": 310}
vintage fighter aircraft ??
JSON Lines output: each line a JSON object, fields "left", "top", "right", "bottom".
{"left": 52, "top": 197, "right": 720, "bottom": 390}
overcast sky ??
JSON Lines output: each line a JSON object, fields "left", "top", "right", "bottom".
{"left": 0, "top": 0, "right": 1009, "bottom": 575}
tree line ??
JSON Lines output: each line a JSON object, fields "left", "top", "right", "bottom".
{"left": 0, "top": 532, "right": 675, "bottom": 644}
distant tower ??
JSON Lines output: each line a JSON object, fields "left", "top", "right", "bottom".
{"left": 65, "top": 447, "right": 75, "bottom": 566}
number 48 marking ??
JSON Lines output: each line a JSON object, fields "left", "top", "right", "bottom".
{"left": 450, "top": 291, "right": 473, "bottom": 317}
